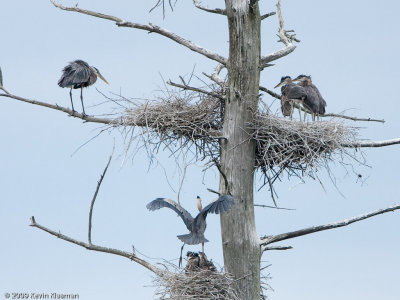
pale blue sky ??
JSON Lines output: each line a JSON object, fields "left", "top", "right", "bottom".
{"left": 1, "top": 1, "right": 399, "bottom": 299}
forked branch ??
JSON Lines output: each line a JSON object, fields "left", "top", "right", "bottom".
{"left": 50, "top": 0, "right": 227, "bottom": 65}
{"left": 30, "top": 216, "right": 163, "bottom": 275}
{"left": 260, "top": 0, "right": 297, "bottom": 70}
{"left": 260, "top": 204, "right": 400, "bottom": 246}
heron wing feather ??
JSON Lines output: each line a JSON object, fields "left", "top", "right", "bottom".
{"left": 146, "top": 198, "right": 194, "bottom": 230}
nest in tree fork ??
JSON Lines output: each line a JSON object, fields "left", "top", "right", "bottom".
{"left": 152, "top": 269, "right": 240, "bottom": 300}
{"left": 121, "top": 94, "right": 357, "bottom": 180}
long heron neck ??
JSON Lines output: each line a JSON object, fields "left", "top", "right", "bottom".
{"left": 197, "top": 198, "right": 202, "bottom": 212}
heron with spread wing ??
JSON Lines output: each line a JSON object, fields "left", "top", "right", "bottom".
{"left": 58, "top": 60, "right": 109, "bottom": 115}
{"left": 146, "top": 195, "right": 234, "bottom": 252}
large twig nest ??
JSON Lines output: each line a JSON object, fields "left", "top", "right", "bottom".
{"left": 119, "top": 93, "right": 359, "bottom": 185}
{"left": 153, "top": 269, "right": 240, "bottom": 300}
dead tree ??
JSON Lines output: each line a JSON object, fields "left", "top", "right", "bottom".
{"left": 1, "top": 0, "right": 400, "bottom": 299}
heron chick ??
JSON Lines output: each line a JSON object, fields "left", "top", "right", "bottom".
{"left": 274, "top": 76, "right": 307, "bottom": 120}
{"left": 58, "top": 60, "right": 109, "bottom": 115}
{"left": 146, "top": 195, "right": 234, "bottom": 252}
{"left": 293, "top": 74, "right": 326, "bottom": 120}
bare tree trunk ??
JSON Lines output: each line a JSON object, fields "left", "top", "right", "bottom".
{"left": 220, "top": 1, "right": 261, "bottom": 299}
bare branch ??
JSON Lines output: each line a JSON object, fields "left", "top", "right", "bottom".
{"left": 261, "top": 245, "right": 292, "bottom": 253}
{"left": 260, "top": 204, "right": 400, "bottom": 246}
{"left": 342, "top": 138, "right": 400, "bottom": 148}
{"left": 193, "top": 0, "right": 226, "bottom": 15}
{"left": 261, "top": 12, "right": 276, "bottom": 20}
{"left": 260, "top": 0, "right": 297, "bottom": 70}
{"left": 167, "top": 80, "right": 225, "bottom": 100}
{"left": 254, "top": 204, "right": 295, "bottom": 211}
{"left": 50, "top": 0, "right": 227, "bottom": 65}
{"left": 88, "top": 155, "right": 113, "bottom": 245}
{"left": 30, "top": 216, "right": 163, "bottom": 275}
{"left": 0, "top": 92, "right": 116, "bottom": 125}
{"left": 259, "top": 86, "right": 385, "bottom": 123}
{"left": 259, "top": 85, "right": 280, "bottom": 99}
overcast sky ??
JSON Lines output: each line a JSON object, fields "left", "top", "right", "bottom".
{"left": 1, "top": 1, "right": 400, "bottom": 299}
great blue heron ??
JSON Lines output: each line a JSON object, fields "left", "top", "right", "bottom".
{"left": 58, "top": 60, "right": 109, "bottom": 115}
{"left": 146, "top": 195, "right": 234, "bottom": 252}
{"left": 274, "top": 76, "right": 307, "bottom": 120}
{"left": 293, "top": 74, "right": 327, "bottom": 120}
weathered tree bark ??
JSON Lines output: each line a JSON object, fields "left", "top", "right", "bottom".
{"left": 220, "top": 1, "right": 261, "bottom": 299}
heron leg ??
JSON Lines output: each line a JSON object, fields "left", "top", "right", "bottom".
{"left": 69, "top": 88, "right": 75, "bottom": 113}
{"left": 298, "top": 103, "right": 302, "bottom": 122}
{"left": 202, "top": 242, "right": 204, "bottom": 253}
{"left": 80, "top": 88, "right": 86, "bottom": 116}
{"left": 179, "top": 243, "right": 185, "bottom": 268}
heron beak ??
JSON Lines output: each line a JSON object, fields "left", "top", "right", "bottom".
{"left": 274, "top": 81, "right": 284, "bottom": 88}
{"left": 97, "top": 73, "right": 109, "bottom": 85}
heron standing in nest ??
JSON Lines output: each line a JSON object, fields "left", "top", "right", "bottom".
{"left": 58, "top": 60, "right": 109, "bottom": 115}
{"left": 274, "top": 76, "right": 307, "bottom": 120}
{"left": 293, "top": 74, "right": 327, "bottom": 121}
{"left": 146, "top": 195, "right": 234, "bottom": 253}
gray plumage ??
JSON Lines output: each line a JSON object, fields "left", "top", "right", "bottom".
{"left": 58, "top": 59, "right": 108, "bottom": 115}
{"left": 146, "top": 195, "right": 234, "bottom": 246}
{"left": 274, "top": 76, "right": 307, "bottom": 117}
{"left": 293, "top": 75, "right": 326, "bottom": 116}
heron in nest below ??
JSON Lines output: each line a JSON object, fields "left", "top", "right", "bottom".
{"left": 58, "top": 60, "right": 109, "bottom": 115}
{"left": 293, "top": 74, "right": 327, "bottom": 121}
{"left": 146, "top": 195, "right": 234, "bottom": 253}
{"left": 274, "top": 76, "right": 307, "bottom": 120}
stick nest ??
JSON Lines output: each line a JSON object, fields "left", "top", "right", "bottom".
{"left": 119, "top": 91, "right": 358, "bottom": 185}
{"left": 152, "top": 269, "right": 240, "bottom": 300}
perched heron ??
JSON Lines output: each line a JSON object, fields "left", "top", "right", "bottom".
{"left": 146, "top": 195, "right": 234, "bottom": 252}
{"left": 293, "top": 74, "right": 326, "bottom": 120}
{"left": 274, "top": 76, "right": 307, "bottom": 120}
{"left": 58, "top": 60, "right": 109, "bottom": 115}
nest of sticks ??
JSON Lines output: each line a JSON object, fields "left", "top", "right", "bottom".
{"left": 152, "top": 269, "right": 240, "bottom": 300}
{"left": 119, "top": 90, "right": 358, "bottom": 186}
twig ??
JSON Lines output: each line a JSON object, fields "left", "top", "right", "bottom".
{"left": 30, "top": 216, "right": 163, "bottom": 275}
{"left": 254, "top": 204, "right": 295, "bottom": 211}
{"left": 260, "top": 204, "right": 400, "bottom": 245}
{"left": 207, "top": 188, "right": 221, "bottom": 196}
{"left": 88, "top": 154, "right": 113, "bottom": 245}
{"left": 261, "top": 245, "right": 293, "bottom": 252}
{"left": 50, "top": 0, "right": 227, "bottom": 65}
{"left": 193, "top": 0, "right": 226, "bottom": 15}
{"left": 167, "top": 80, "right": 225, "bottom": 100}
